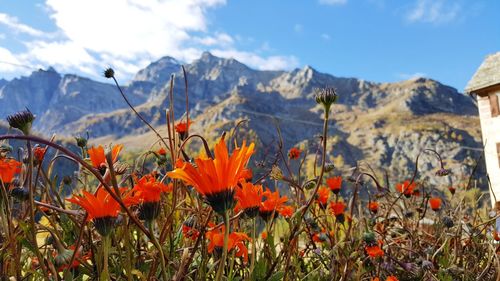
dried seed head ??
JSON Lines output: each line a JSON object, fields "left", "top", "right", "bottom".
{"left": 75, "top": 136, "right": 88, "bottom": 148}
{"left": 435, "top": 168, "right": 451, "bottom": 177}
{"left": 269, "top": 165, "right": 283, "bottom": 180}
{"left": 314, "top": 87, "right": 337, "bottom": 111}
{"left": 103, "top": 67, "right": 115, "bottom": 79}
{"left": 442, "top": 216, "right": 454, "bottom": 228}
{"left": 324, "top": 162, "right": 335, "bottom": 173}
{"left": 6, "top": 109, "right": 35, "bottom": 135}
{"left": 363, "top": 232, "right": 377, "bottom": 245}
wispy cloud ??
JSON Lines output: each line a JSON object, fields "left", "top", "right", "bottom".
{"left": 0, "top": 13, "right": 46, "bottom": 37}
{"left": 1, "top": 0, "right": 299, "bottom": 79}
{"left": 406, "top": 0, "right": 461, "bottom": 24}
{"left": 321, "top": 33, "right": 331, "bottom": 40}
{"left": 211, "top": 49, "right": 299, "bottom": 71}
{"left": 397, "top": 72, "right": 427, "bottom": 80}
{"left": 319, "top": 0, "right": 347, "bottom": 5}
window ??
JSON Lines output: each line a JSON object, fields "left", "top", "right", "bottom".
{"left": 489, "top": 93, "right": 500, "bottom": 117}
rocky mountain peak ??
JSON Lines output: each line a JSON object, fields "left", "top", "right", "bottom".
{"left": 133, "top": 56, "right": 181, "bottom": 83}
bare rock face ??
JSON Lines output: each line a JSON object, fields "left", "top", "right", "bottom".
{"left": 0, "top": 52, "right": 484, "bottom": 187}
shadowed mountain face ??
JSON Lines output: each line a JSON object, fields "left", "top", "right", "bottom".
{"left": 0, "top": 52, "right": 484, "bottom": 186}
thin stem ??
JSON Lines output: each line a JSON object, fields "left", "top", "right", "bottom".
{"left": 149, "top": 222, "right": 169, "bottom": 281}
{"left": 215, "top": 211, "right": 230, "bottom": 281}
{"left": 249, "top": 217, "right": 257, "bottom": 279}
{"left": 111, "top": 76, "right": 169, "bottom": 149}
{"left": 101, "top": 235, "right": 111, "bottom": 281}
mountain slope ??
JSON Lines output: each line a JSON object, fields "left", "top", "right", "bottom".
{"left": 0, "top": 52, "right": 484, "bottom": 187}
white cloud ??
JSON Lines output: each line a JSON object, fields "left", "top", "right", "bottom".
{"left": 1, "top": 0, "right": 299, "bottom": 80}
{"left": 319, "top": 0, "right": 347, "bottom": 5}
{"left": 0, "top": 13, "right": 46, "bottom": 37}
{"left": 397, "top": 72, "right": 427, "bottom": 80}
{"left": 0, "top": 47, "right": 31, "bottom": 74}
{"left": 321, "top": 33, "right": 331, "bottom": 40}
{"left": 211, "top": 49, "right": 299, "bottom": 71}
{"left": 407, "top": 0, "right": 461, "bottom": 24}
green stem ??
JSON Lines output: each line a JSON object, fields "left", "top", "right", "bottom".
{"left": 215, "top": 211, "right": 230, "bottom": 281}
{"left": 249, "top": 217, "right": 257, "bottom": 279}
{"left": 149, "top": 222, "right": 169, "bottom": 281}
{"left": 124, "top": 222, "right": 133, "bottom": 281}
{"left": 101, "top": 235, "right": 111, "bottom": 281}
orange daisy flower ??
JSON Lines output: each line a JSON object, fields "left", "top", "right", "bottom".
{"left": 235, "top": 181, "right": 263, "bottom": 218}
{"left": 33, "top": 145, "right": 47, "bottom": 165}
{"left": 368, "top": 201, "right": 379, "bottom": 214}
{"left": 329, "top": 201, "right": 346, "bottom": 223}
{"left": 87, "top": 144, "right": 123, "bottom": 174}
{"left": 365, "top": 245, "right": 384, "bottom": 258}
{"left": 260, "top": 188, "right": 288, "bottom": 221}
{"left": 0, "top": 158, "right": 22, "bottom": 185}
{"left": 126, "top": 174, "right": 173, "bottom": 221}
{"left": 206, "top": 226, "right": 251, "bottom": 263}
{"left": 316, "top": 186, "right": 330, "bottom": 208}
{"left": 157, "top": 147, "right": 167, "bottom": 156}
{"left": 279, "top": 205, "right": 294, "bottom": 218}
{"left": 288, "top": 147, "right": 301, "bottom": 160}
{"left": 168, "top": 137, "right": 255, "bottom": 215}
{"left": 395, "top": 180, "right": 415, "bottom": 197}
{"left": 386, "top": 276, "right": 399, "bottom": 281}
{"left": 175, "top": 119, "right": 192, "bottom": 140}
{"left": 326, "top": 176, "right": 342, "bottom": 194}
{"left": 66, "top": 188, "right": 121, "bottom": 236}
{"left": 371, "top": 278, "right": 380, "bottom": 281}
{"left": 429, "top": 197, "right": 442, "bottom": 211}
{"left": 261, "top": 231, "right": 268, "bottom": 240}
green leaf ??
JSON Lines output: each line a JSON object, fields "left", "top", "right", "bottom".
{"left": 268, "top": 271, "right": 284, "bottom": 281}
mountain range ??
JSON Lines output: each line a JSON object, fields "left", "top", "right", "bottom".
{"left": 0, "top": 52, "right": 485, "bottom": 188}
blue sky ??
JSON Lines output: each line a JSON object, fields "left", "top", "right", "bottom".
{"left": 0, "top": 0, "right": 498, "bottom": 91}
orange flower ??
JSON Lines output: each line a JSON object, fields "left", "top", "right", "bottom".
{"left": 235, "top": 182, "right": 263, "bottom": 218}
{"left": 279, "top": 205, "right": 294, "bottom": 218}
{"left": 330, "top": 201, "right": 346, "bottom": 223}
{"left": 260, "top": 188, "right": 288, "bottom": 220}
{"left": 429, "top": 197, "right": 442, "bottom": 211}
{"left": 261, "top": 231, "right": 268, "bottom": 239}
{"left": 182, "top": 224, "right": 200, "bottom": 240}
{"left": 240, "top": 168, "right": 253, "bottom": 181}
{"left": 175, "top": 120, "right": 192, "bottom": 134}
{"left": 326, "top": 176, "right": 342, "bottom": 194}
{"left": 386, "top": 276, "right": 399, "bottom": 281}
{"left": 33, "top": 146, "right": 47, "bottom": 164}
{"left": 130, "top": 174, "right": 172, "bottom": 203}
{"left": 329, "top": 201, "right": 346, "bottom": 216}
{"left": 67, "top": 188, "right": 121, "bottom": 236}
{"left": 175, "top": 119, "right": 192, "bottom": 140}
{"left": 368, "top": 201, "right": 379, "bottom": 214}
{"left": 493, "top": 230, "right": 500, "bottom": 241}
{"left": 371, "top": 278, "right": 380, "bottom": 281}
{"left": 168, "top": 137, "right": 254, "bottom": 215}
{"left": 316, "top": 186, "right": 330, "bottom": 208}
{"left": 88, "top": 144, "right": 123, "bottom": 173}
{"left": 288, "top": 147, "right": 301, "bottom": 160}
{"left": 365, "top": 245, "right": 384, "bottom": 258}
{"left": 157, "top": 147, "right": 167, "bottom": 156}
{"left": 206, "top": 226, "right": 251, "bottom": 263}
{"left": 0, "top": 158, "right": 22, "bottom": 184}
{"left": 395, "top": 180, "right": 415, "bottom": 197}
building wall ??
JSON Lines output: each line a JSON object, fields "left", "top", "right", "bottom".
{"left": 478, "top": 89, "right": 500, "bottom": 207}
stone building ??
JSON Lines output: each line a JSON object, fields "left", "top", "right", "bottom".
{"left": 466, "top": 52, "right": 500, "bottom": 207}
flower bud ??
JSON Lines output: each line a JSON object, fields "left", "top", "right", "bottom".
{"left": 6, "top": 109, "right": 35, "bottom": 135}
